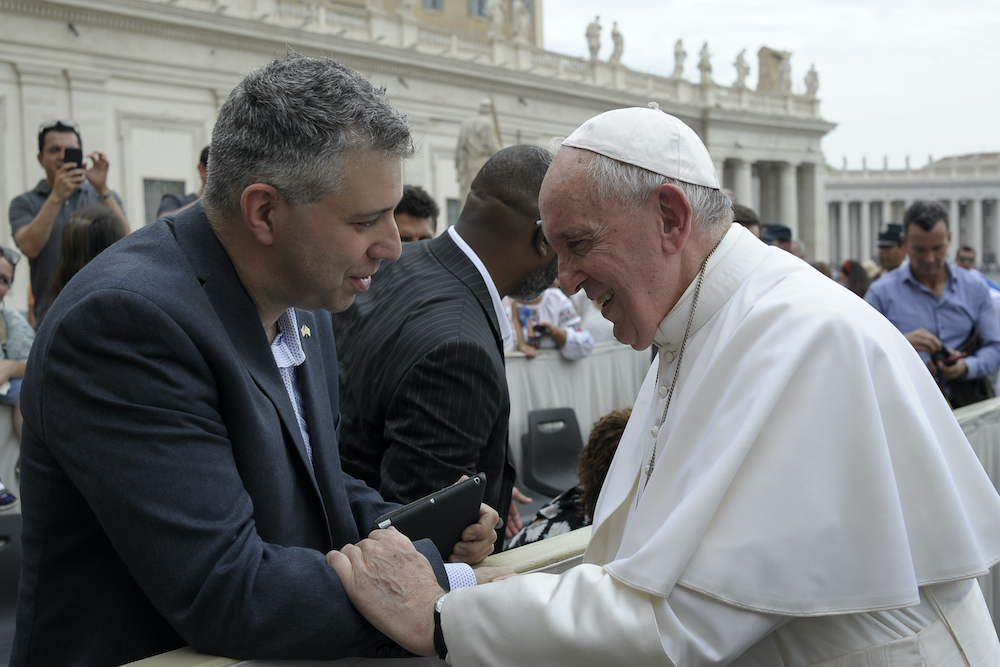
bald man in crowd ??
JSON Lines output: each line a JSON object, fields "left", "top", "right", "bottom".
{"left": 328, "top": 108, "right": 1000, "bottom": 666}
{"left": 333, "top": 145, "right": 557, "bottom": 539}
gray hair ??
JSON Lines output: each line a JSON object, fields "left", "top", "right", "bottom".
{"left": 203, "top": 53, "right": 413, "bottom": 222}
{"left": 585, "top": 152, "right": 733, "bottom": 234}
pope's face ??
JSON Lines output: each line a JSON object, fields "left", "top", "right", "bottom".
{"left": 276, "top": 152, "right": 402, "bottom": 313}
{"left": 539, "top": 148, "right": 670, "bottom": 350}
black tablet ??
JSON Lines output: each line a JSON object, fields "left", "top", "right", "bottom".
{"left": 371, "top": 473, "right": 487, "bottom": 559}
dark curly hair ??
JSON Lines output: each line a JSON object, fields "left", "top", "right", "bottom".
{"left": 577, "top": 408, "right": 631, "bottom": 520}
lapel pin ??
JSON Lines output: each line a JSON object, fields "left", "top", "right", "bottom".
{"left": 300, "top": 325, "right": 311, "bottom": 338}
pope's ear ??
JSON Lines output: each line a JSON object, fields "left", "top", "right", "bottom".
{"left": 240, "top": 184, "right": 281, "bottom": 247}
{"left": 656, "top": 183, "right": 694, "bottom": 256}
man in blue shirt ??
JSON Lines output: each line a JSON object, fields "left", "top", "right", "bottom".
{"left": 865, "top": 200, "right": 1000, "bottom": 406}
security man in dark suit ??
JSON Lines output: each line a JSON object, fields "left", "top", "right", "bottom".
{"left": 334, "top": 145, "right": 558, "bottom": 538}
{"left": 12, "top": 54, "right": 498, "bottom": 666}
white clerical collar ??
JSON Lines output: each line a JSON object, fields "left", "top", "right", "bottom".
{"left": 447, "top": 226, "right": 513, "bottom": 344}
{"left": 653, "top": 224, "right": 760, "bottom": 351}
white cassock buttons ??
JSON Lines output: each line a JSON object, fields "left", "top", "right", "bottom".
{"left": 662, "top": 350, "right": 676, "bottom": 362}
{"left": 658, "top": 385, "right": 669, "bottom": 398}
{"left": 650, "top": 425, "right": 660, "bottom": 438}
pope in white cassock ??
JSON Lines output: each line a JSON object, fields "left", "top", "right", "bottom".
{"left": 329, "top": 106, "right": 1000, "bottom": 666}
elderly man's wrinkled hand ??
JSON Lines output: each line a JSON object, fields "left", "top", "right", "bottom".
{"left": 327, "top": 529, "right": 442, "bottom": 657}
{"left": 450, "top": 502, "right": 499, "bottom": 564}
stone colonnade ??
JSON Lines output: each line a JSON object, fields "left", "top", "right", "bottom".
{"left": 716, "top": 158, "right": 826, "bottom": 258}
{"left": 827, "top": 197, "right": 1000, "bottom": 265}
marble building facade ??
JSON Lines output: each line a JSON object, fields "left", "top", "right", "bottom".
{"left": 0, "top": 0, "right": 834, "bottom": 313}
{"left": 826, "top": 154, "right": 1000, "bottom": 265}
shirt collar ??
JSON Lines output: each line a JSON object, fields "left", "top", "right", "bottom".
{"left": 903, "top": 262, "right": 956, "bottom": 294}
{"left": 653, "top": 224, "right": 764, "bottom": 350}
{"left": 447, "top": 226, "right": 513, "bottom": 344}
{"left": 270, "top": 308, "right": 306, "bottom": 369}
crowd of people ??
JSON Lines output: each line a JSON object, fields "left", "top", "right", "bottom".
{"left": 2, "top": 53, "right": 999, "bottom": 667}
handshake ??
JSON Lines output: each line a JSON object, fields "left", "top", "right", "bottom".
{"left": 328, "top": 475, "right": 515, "bottom": 657}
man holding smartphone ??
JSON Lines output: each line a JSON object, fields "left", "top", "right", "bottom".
{"left": 8, "top": 119, "right": 129, "bottom": 325}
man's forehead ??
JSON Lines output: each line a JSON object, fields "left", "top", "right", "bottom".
{"left": 44, "top": 131, "right": 79, "bottom": 149}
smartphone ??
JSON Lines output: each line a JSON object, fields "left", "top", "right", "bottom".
{"left": 371, "top": 472, "right": 487, "bottom": 559}
{"left": 63, "top": 147, "right": 84, "bottom": 169}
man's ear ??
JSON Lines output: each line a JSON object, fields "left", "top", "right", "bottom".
{"left": 656, "top": 183, "right": 694, "bottom": 255}
{"left": 533, "top": 220, "right": 551, "bottom": 258}
{"left": 240, "top": 184, "right": 282, "bottom": 247}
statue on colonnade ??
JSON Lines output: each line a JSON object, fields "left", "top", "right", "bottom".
{"left": 511, "top": 0, "right": 532, "bottom": 45}
{"left": 486, "top": 0, "right": 505, "bottom": 39}
{"left": 804, "top": 64, "right": 819, "bottom": 97}
{"left": 608, "top": 22, "right": 624, "bottom": 66}
{"left": 672, "top": 39, "right": 686, "bottom": 78}
{"left": 456, "top": 98, "right": 502, "bottom": 203}
{"left": 586, "top": 16, "right": 601, "bottom": 61}
{"left": 698, "top": 42, "right": 712, "bottom": 83}
{"left": 733, "top": 49, "right": 750, "bottom": 89}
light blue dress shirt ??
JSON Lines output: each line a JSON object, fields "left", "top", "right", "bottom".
{"left": 865, "top": 263, "right": 1000, "bottom": 379}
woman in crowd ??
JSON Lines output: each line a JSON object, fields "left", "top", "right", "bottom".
{"left": 840, "top": 259, "right": 871, "bottom": 298}
{"left": 48, "top": 203, "right": 127, "bottom": 305}
{"left": 0, "top": 246, "right": 35, "bottom": 509}
{"left": 509, "top": 408, "right": 631, "bottom": 547}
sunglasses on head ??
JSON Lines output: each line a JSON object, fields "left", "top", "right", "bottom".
{"left": 38, "top": 119, "right": 80, "bottom": 135}
{"left": 0, "top": 247, "right": 21, "bottom": 267}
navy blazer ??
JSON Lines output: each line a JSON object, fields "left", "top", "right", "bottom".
{"left": 334, "top": 232, "right": 515, "bottom": 537}
{"left": 12, "top": 206, "right": 446, "bottom": 666}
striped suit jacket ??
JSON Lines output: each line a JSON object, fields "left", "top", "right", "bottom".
{"left": 333, "top": 232, "right": 515, "bottom": 536}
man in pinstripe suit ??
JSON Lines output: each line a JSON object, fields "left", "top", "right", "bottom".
{"left": 333, "top": 145, "right": 557, "bottom": 540}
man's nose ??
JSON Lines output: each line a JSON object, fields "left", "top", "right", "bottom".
{"left": 372, "top": 219, "right": 402, "bottom": 262}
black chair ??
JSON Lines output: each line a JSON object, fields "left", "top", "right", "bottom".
{"left": 520, "top": 408, "right": 584, "bottom": 498}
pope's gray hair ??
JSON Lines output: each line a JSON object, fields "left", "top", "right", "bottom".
{"left": 585, "top": 152, "right": 733, "bottom": 234}
{"left": 203, "top": 53, "right": 413, "bottom": 222}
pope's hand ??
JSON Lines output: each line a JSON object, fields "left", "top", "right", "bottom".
{"left": 327, "top": 529, "right": 442, "bottom": 657}
{"left": 450, "top": 503, "right": 499, "bottom": 564}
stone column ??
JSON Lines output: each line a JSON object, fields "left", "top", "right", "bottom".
{"left": 713, "top": 158, "right": 726, "bottom": 191}
{"left": 971, "top": 199, "right": 984, "bottom": 262}
{"left": 799, "top": 162, "right": 827, "bottom": 263}
{"left": 860, "top": 200, "right": 871, "bottom": 261}
{"left": 838, "top": 203, "right": 850, "bottom": 264}
{"left": 733, "top": 159, "right": 752, "bottom": 207}
{"left": 778, "top": 162, "right": 798, "bottom": 237}
{"left": 14, "top": 64, "right": 61, "bottom": 192}
{"left": 949, "top": 199, "right": 960, "bottom": 245}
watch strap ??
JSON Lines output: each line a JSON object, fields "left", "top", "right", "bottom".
{"left": 433, "top": 592, "right": 448, "bottom": 660}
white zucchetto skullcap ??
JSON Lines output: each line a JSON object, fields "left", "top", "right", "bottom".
{"left": 563, "top": 103, "right": 720, "bottom": 190}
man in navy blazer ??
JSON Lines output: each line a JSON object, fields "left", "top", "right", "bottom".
{"left": 12, "top": 54, "right": 498, "bottom": 666}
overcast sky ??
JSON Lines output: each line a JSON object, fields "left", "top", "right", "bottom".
{"left": 542, "top": 0, "right": 999, "bottom": 170}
